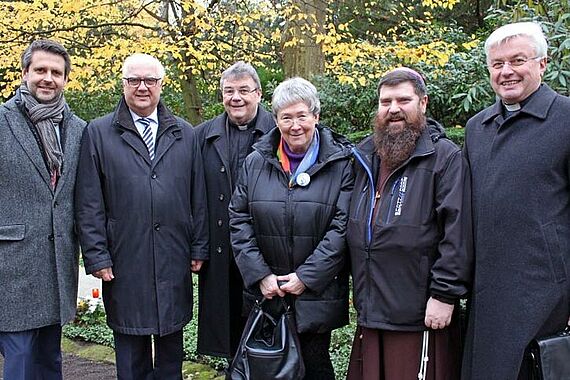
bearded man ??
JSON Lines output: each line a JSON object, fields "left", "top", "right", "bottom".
{"left": 346, "top": 68, "right": 472, "bottom": 380}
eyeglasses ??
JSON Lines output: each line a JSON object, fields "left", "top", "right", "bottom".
{"left": 488, "top": 56, "right": 543, "bottom": 70}
{"left": 123, "top": 77, "right": 162, "bottom": 88}
{"left": 222, "top": 87, "right": 258, "bottom": 98}
{"left": 278, "top": 114, "right": 312, "bottom": 127}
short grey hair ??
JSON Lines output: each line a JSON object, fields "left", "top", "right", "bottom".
{"left": 122, "top": 53, "right": 165, "bottom": 78}
{"left": 21, "top": 40, "right": 71, "bottom": 78}
{"left": 220, "top": 61, "right": 261, "bottom": 90}
{"left": 271, "top": 77, "right": 321, "bottom": 117}
{"left": 485, "top": 22, "right": 548, "bottom": 60}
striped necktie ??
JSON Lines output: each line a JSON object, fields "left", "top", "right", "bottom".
{"left": 139, "top": 117, "right": 155, "bottom": 160}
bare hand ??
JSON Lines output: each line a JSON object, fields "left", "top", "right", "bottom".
{"left": 276, "top": 273, "right": 306, "bottom": 295}
{"left": 260, "top": 274, "right": 285, "bottom": 299}
{"left": 93, "top": 267, "right": 114, "bottom": 282}
{"left": 191, "top": 260, "right": 204, "bottom": 272}
{"left": 424, "top": 297, "right": 454, "bottom": 330}
{"left": 567, "top": 316, "right": 570, "bottom": 326}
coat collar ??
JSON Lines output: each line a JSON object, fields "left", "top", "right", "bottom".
{"left": 3, "top": 93, "right": 84, "bottom": 194}
{"left": 113, "top": 96, "right": 179, "bottom": 136}
{"left": 481, "top": 84, "right": 557, "bottom": 125}
{"left": 253, "top": 124, "right": 351, "bottom": 168}
{"left": 112, "top": 97, "right": 182, "bottom": 166}
{"left": 204, "top": 106, "right": 274, "bottom": 141}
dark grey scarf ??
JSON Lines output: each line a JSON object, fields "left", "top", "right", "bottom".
{"left": 19, "top": 82, "right": 65, "bottom": 187}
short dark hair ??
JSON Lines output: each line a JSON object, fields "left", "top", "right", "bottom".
{"left": 21, "top": 40, "right": 71, "bottom": 78}
{"left": 377, "top": 68, "right": 427, "bottom": 97}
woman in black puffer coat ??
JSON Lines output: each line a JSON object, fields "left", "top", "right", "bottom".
{"left": 229, "top": 77, "right": 354, "bottom": 379}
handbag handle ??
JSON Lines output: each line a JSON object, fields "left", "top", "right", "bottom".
{"left": 257, "top": 297, "right": 292, "bottom": 312}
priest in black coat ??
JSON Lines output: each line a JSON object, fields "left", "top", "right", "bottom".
{"left": 461, "top": 22, "right": 570, "bottom": 380}
{"left": 194, "top": 61, "right": 274, "bottom": 358}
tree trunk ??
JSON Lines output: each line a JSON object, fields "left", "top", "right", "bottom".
{"left": 178, "top": 67, "right": 203, "bottom": 125}
{"left": 282, "top": 0, "right": 326, "bottom": 79}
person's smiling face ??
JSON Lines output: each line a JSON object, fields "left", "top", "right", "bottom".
{"left": 22, "top": 50, "right": 68, "bottom": 103}
{"left": 487, "top": 35, "right": 546, "bottom": 104}
{"left": 276, "top": 101, "right": 318, "bottom": 154}
{"left": 222, "top": 75, "right": 261, "bottom": 125}
{"left": 377, "top": 81, "right": 427, "bottom": 133}
{"left": 122, "top": 61, "right": 163, "bottom": 117}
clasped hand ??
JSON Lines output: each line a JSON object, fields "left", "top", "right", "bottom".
{"left": 260, "top": 273, "right": 306, "bottom": 299}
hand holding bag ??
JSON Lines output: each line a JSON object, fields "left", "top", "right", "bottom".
{"left": 228, "top": 298, "right": 305, "bottom": 380}
{"left": 529, "top": 327, "right": 570, "bottom": 380}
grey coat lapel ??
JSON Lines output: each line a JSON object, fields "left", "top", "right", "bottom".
{"left": 4, "top": 102, "right": 52, "bottom": 191}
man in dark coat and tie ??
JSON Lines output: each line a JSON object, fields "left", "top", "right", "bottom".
{"left": 195, "top": 61, "right": 275, "bottom": 359}
{"left": 75, "top": 53, "right": 208, "bottom": 379}
{"left": 0, "top": 39, "right": 85, "bottom": 380}
{"left": 461, "top": 22, "right": 570, "bottom": 380}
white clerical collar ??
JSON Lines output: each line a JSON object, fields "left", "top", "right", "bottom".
{"left": 129, "top": 108, "right": 158, "bottom": 125}
{"left": 503, "top": 102, "right": 521, "bottom": 112}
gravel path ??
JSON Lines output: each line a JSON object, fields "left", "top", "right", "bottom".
{"left": 0, "top": 352, "right": 117, "bottom": 379}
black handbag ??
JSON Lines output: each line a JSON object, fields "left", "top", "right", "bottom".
{"left": 529, "top": 327, "right": 570, "bottom": 380}
{"left": 228, "top": 298, "right": 305, "bottom": 380}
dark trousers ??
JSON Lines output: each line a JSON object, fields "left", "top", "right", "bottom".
{"left": 113, "top": 329, "right": 184, "bottom": 380}
{"left": 299, "top": 331, "right": 335, "bottom": 380}
{"left": 0, "top": 324, "right": 62, "bottom": 380}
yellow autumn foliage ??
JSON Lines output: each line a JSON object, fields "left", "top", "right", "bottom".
{"left": 0, "top": 0, "right": 472, "bottom": 98}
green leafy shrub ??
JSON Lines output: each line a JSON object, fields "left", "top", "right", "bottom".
{"left": 313, "top": 74, "right": 377, "bottom": 139}
{"left": 63, "top": 302, "right": 114, "bottom": 347}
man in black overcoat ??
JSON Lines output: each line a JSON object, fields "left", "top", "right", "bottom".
{"left": 75, "top": 53, "right": 208, "bottom": 379}
{"left": 194, "top": 61, "right": 275, "bottom": 359}
{"left": 461, "top": 22, "right": 570, "bottom": 380}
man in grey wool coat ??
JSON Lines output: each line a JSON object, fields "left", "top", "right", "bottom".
{"left": 0, "top": 40, "right": 86, "bottom": 379}
{"left": 462, "top": 21, "right": 570, "bottom": 380}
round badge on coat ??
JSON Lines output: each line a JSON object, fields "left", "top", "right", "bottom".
{"left": 296, "top": 172, "right": 311, "bottom": 187}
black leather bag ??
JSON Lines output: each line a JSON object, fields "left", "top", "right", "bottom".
{"left": 529, "top": 327, "right": 570, "bottom": 380}
{"left": 228, "top": 298, "right": 305, "bottom": 380}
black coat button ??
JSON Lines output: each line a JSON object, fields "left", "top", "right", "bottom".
{"left": 154, "top": 223, "right": 160, "bottom": 231}
{"left": 219, "top": 194, "right": 225, "bottom": 201}
{"left": 220, "top": 166, "right": 226, "bottom": 173}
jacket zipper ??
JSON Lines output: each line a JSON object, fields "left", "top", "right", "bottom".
{"left": 352, "top": 148, "right": 375, "bottom": 250}
{"left": 287, "top": 185, "right": 295, "bottom": 272}
{"left": 266, "top": 148, "right": 349, "bottom": 273}
{"left": 352, "top": 148, "right": 374, "bottom": 325}
{"left": 384, "top": 179, "right": 400, "bottom": 224}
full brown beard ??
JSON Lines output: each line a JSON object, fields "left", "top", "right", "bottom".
{"left": 373, "top": 109, "right": 426, "bottom": 171}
